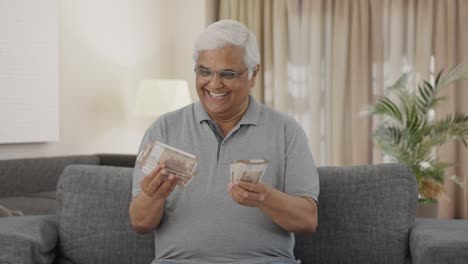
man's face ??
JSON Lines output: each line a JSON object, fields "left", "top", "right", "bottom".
{"left": 195, "top": 45, "right": 256, "bottom": 120}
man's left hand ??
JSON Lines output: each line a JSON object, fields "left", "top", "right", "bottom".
{"left": 228, "top": 181, "right": 272, "bottom": 207}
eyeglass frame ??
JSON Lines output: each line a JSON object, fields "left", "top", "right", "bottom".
{"left": 194, "top": 66, "right": 249, "bottom": 81}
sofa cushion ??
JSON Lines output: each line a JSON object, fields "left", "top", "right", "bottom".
{"left": 294, "top": 163, "right": 418, "bottom": 264}
{"left": 56, "top": 165, "right": 154, "bottom": 264}
{"left": 410, "top": 218, "right": 468, "bottom": 264}
{"left": 0, "top": 215, "right": 57, "bottom": 264}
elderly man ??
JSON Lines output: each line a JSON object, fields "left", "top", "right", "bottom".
{"left": 129, "top": 20, "right": 319, "bottom": 264}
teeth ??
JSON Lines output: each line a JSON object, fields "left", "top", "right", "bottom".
{"left": 209, "top": 91, "right": 228, "bottom": 98}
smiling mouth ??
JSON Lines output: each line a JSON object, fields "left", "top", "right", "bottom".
{"left": 208, "top": 91, "right": 229, "bottom": 98}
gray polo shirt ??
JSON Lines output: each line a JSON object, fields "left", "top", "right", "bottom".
{"left": 132, "top": 96, "right": 319, "bottom": 264}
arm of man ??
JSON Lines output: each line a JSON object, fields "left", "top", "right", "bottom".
{"left": 129, "top": 163, "right": 178, "bottom": 234}
{"left": 229, "top": 181, "right": 317, "bottom": 234}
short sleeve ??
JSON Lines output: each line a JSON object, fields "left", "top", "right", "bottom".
{"left": 284, "top": 126, "right": 320, "bottom": 202}
{"left": 131, "top": 119, "right": 165, "bottom": 199}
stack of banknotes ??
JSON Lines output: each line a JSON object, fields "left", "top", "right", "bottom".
{"left": 136, "top": 141, "right": 268, "bottom": 187}
{"left": 136, "top": 141, "right": 198, "bottom": 188}
{"left": 230, "top": 159, "right": 268, "bottom": 184}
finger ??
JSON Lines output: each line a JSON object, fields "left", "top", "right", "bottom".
{"left": 236, "top": 182, "right": 269, "bottom": 201}
{"left": 162, "top": 177, "right": 179, "bottom": 198}
{"left": 149, "top": 163, "right": 165, "bottom": 177}
{"left": 230, "top": 187, "right": 257, "bottom": 207}
{"left": 141, "top": 166, "right": 163, "bottom": 191}
{"left": 140, "top": 164, "right": 168, "bottom": 195}
{"left": 236, "top": 181, "right": 261, "bottom": 192}
{"left": 159, "top": 174, "right": 178, "bottom": 196}
{"left": 232, "top": 185, "right": 265, "bottom": 201}
{"left": 231, "top": 185, "right": 252, "bottom": 202}
{"left": 140, "top": 173, "right": 155, "bottom": 192}
{"left": 228, "top": 183, "right": 237, "bottom": 198}
{"left": 147, "top": 168, "right": 169, "bottom": 193}
{"left": 140, "top": 175, "right": 150, "bottom": 189}
{"left": 229, "top": 186, "right": 242, "bottom": 203}
{"left": 165, "top": 179, "right": 178, "bottom": 195}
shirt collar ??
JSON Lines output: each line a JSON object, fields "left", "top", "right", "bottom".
{"left": 194, "top": 101, "right": 212, "bottom": 124}
{"left": 194, "top": 95, "right": 261, "bottom": 126}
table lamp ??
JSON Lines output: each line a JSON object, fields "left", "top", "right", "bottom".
{"left": 135, "top": 79, "right": 192, "bottom": 117}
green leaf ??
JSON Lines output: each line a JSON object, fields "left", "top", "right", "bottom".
{"left": 388, "top": 73, "right": 411, "bottom": 92}
{"left": 368, "top": 63, "right": 468, "bottom": 201}
{"left": 372, "top": 97, "right": 403, "bottom": 123}
{"left": 434, "top": 70, "right": 443, "bottom": 87}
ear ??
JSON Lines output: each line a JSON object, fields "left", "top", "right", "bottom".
{"left": 252, "top": 64, "right": 260, "bottom": 79}
{"left": 250, "top": 65, "right": 260, "bottom": 88}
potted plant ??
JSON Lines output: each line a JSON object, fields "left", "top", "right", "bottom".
{"left": 365, "top": 64, "right": 468, "bottom": 215}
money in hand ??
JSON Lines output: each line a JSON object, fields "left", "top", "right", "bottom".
{"left": 136, "top": 141, "right": 198, "bottom": 188}
{"left": 230, "top": 159, "right": 268, "bottom": 184}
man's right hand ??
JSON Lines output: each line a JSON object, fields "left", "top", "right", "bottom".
{"left": 140, "top": 163, "right": 178, "bottom": 200}
{"left": 129, "top": 163, "right": 178, "bottom": 234}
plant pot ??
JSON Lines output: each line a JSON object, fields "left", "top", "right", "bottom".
{"left": 416, "top": 201, "right": 438, "bottom": 218}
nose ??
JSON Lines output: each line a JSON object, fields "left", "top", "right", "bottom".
{"left": 207, "top": 72, "right": 223, "bottom": 89}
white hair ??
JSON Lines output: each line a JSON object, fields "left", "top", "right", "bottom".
{"left": 193, "top": 20, "right": 260, "bottom": 79}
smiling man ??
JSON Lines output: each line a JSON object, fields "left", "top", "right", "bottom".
{"left": 129, "top": 20, "right": 320, "bottom": 264}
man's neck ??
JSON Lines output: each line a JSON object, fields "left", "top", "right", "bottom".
{"left": 212, "top": 98, "right": 249, "bottom": 137}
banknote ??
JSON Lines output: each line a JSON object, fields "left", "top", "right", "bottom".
{"left": 136, "top": 141, "right": 198, "bottom": 188}
{"left": 230, "top": 159, "right": 268, "bottom": 183}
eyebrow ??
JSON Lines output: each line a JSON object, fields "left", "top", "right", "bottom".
{"left": 197, "top": 65, "right": 238, "bottom": 72}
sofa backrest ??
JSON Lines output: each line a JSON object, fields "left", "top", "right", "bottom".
{"left": 56, "top": 165, "right": 154, "bottom": 264}
{"left": 295, "top": 164, "right": 418, "bottom": 264}
{"left": 56, "top": 163, "right": 417, "bottom": 264}
{"left": 95, "top": 154, "right": 136, "bottom": 168}
{"left": 0, "top": 155, "right": 100, "bottom": 197}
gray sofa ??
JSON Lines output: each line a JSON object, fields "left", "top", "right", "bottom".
{"left": 0, "top": 154, "right": 136, "bottom": 215}
{"left": 1, "top": 163, "right": 468, "bottom": 263}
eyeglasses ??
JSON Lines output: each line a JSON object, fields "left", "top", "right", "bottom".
{"left": 194, "top": 66, "right": 248, "bottom": 81}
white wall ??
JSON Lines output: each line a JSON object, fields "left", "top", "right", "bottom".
{"left": 0, "top": 0, "right": 59, "bottom": 144}
{"left": 0, "top": 0, "right": 210, "bottom": 159}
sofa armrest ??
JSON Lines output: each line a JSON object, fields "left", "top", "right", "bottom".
{"left": 0, "top": 215, "right": 57, "bottom": 264}
{"left": 410, "top": 218, "right": 468, "bottom": 264}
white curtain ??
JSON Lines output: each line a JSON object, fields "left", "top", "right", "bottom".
{"left": 218, "top": 0, "right": 468, "bottom": 218}
{"left": 379, "top": 0, "right": 468, "bottom": 219}
{"left": 265, "top": 0, "right": 374, "bottom": 166}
